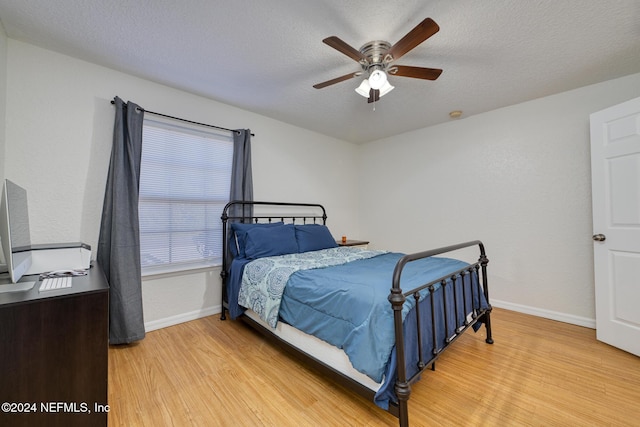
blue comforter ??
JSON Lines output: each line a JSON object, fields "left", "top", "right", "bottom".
{"left": 278, "top": 251, "right": 474, "bottom": 382}
{"left": 228, "top": 248, "right": 487, "bottom": 409}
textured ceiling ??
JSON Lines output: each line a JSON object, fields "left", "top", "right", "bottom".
{"left": 0, "top": 0, "right": 639, "bottom": 143}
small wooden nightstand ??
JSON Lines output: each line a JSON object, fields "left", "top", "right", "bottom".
{"left": 337, "top": 239, "right": 369, "bottom": 249}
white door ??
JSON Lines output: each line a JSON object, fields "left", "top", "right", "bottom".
{"left": 590, "top": 97, "right": 640, "bottom": 357}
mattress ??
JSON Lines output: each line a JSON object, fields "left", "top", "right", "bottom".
{"left": 244, "top": 309, "right": 382, "bottom": 392}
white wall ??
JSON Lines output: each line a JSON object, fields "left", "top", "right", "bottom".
{"left": 358, "top": 72, "right": 640, "bottom": 326}
{"left": 3, "top": 40, "right": 360, "bottom": 329}
{"left": 5, "top": 37, "right": 640, "bottom": 331}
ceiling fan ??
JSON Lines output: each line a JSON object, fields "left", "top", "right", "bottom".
{"left": 313, "top": 18, "right": 443, "bottom": 103}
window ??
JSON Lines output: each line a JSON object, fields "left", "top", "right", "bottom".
{"left": 138, "top": 117, "right": 233, "bottom": 275}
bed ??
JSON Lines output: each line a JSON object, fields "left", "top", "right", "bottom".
{"left": 220, "top": 201, "right": 493, "bottom": 427}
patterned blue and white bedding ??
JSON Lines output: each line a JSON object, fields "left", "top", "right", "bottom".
{"left": 232, "top": 247, "right": 488, "bottom": 409}
{"left": 237, "top": 247, "right": 387, "bottom": 328}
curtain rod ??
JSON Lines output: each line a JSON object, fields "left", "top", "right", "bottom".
{"left": 110, "top": 99, "right": 254, "bottom": 137}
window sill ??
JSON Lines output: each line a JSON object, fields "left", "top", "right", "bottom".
{"left": 141, "top": 262, "right": 222, "bottom": 280}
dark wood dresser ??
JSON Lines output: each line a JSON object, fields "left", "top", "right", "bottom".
{"left": 0, "top": 263, "right": 109, "bottom": 427}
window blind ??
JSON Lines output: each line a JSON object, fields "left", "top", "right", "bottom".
{"left": 139, "top": 117, "right": 233, "bottom": 275}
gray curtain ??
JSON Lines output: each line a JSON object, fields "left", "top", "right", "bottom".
{"left": 229, "top": 129, "right": 253, "bottom": 217}
{"left": 97, "top": 96, "right": 145, "bottom": 345}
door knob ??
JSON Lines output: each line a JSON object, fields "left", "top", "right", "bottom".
{"left": 593, "top": 234, "right": 606, "bottom": 242}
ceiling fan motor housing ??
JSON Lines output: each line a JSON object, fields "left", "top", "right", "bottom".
{"left": 359, "top": 40, "right": 392, "bottom": 74}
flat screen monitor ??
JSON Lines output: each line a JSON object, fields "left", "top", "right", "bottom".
{"left": 0, "top": 179, "right": 36, "bottom": 292}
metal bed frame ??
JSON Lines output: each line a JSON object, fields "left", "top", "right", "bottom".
{"left": 220, "top": 201, "right": 493, "bottom": 427}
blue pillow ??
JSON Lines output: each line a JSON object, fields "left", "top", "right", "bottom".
{"left": 244, "top": 224, "right": 298, "bottom": 259}
{"left": 230, "top": 222, "right": 284, "bottom": 258}
{"left": 295, "top": 224, "right": 338, "bottom": 252}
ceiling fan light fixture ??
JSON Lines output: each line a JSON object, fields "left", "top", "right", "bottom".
{"left": 379, "top": 81, "right": 394, "bottom": 97}
{"left": 355, "top": 79, "right": 371, "bottom": 97}
{"left": 368, "top": 68, "right": 387, "bottom": 90}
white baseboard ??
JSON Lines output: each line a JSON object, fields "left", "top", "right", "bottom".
{"left": 144, "top": 300, "right": 596, "bottom": 333}
{"left": 144, "top": 305, "right": 222, "bottom": 332}
{"left": 491, "top": 299, "right": 596, "bottom": 329}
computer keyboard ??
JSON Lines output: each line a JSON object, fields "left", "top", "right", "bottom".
{"left": 39, "top": 276, "right": 72, "bottom": 292}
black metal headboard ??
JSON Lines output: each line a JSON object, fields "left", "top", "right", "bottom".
{"left": 219, "top": 201, "right": 327, "bottom": 319}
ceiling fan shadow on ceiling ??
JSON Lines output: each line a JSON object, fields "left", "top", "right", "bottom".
{"left": 313, "top": 17, "right": 443, "bottom": 104}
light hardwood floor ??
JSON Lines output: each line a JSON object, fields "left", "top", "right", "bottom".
{"left": 108, "top": 308, "right": 640, "bottom": 426}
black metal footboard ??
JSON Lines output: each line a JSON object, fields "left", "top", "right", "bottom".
{"left": 389, "top": 240, "right": 493, "bottom": 427}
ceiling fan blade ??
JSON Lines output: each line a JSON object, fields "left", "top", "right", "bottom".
{"left": 313, "top": 72, "right": 361, "bottom": 89}
{"left": 323, "top": 36, "right": 367, "bottom": 63}
{"left": 367, "top": 89, "right": 380, "bottom": 103}
{"left": 390, "top": 65, "right": 443, "bottom": 80}
{"left": 387, "top": 18, "right": 439, "bottom": 62}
